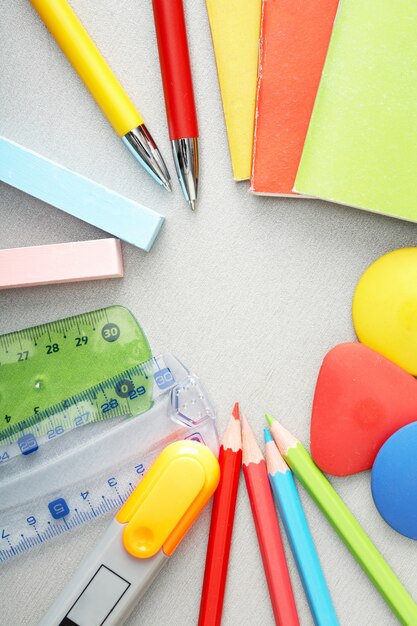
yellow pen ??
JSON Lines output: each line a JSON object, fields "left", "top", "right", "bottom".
{"left": 29, "top": 0, "right": 171, "bottom": 190}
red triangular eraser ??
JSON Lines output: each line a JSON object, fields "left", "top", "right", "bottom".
{"left": 311, "top": 343, "right": 417, "bottom": 476}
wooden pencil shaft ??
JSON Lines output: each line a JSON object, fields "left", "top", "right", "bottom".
{"left": 243, "top": 460, "right": 299, "bottom": 626}
{"left": 268, "top": 467, "right": 339, "bottom": 626}
{"left": 199, "top": 445, "right": 241, "bottom": 626}
{"left": 286, "top": 443, "right": 417, "bottom": 626}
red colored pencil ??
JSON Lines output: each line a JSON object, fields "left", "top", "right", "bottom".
{"left": 241, "top": 414, "right": 299, "bottom": 626}
{"left": 199, "top": 403, "right": 242, "bottom": 626}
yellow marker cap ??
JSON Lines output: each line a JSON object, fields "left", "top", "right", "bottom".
{"left": 116, "top": 440, "right": 220, "bottom": 559}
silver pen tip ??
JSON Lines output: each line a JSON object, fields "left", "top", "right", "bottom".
{"left": 122, "top": 125, "right": 172, "bottom": 191}
{"left": 172, "top": 138, "right": 199, "bottom": 208}
{"left": 162, "top": 178, "right": 173, "bottom": 192}
{"left": 154, "top": 161, "right": 171, "bottom": 191}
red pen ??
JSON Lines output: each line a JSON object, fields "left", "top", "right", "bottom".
{"left": 152, "top": 0, "right": 199, "bottom": 210}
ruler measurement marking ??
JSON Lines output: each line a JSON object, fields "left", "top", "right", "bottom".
{"left": 86, "top": 496, "right": 98, "bottom": 518}
{"left": 0, "top": 355, "right": 156, "bottom": 443}
{"left": 32, "top": 525, "right": 42, "bottom": 542}
{"left": 5, "top": 536, "right": 15, "bottom": 555}
{"left": 114, "top": 486, "right": 123, "bottom": 504}
{"left": 0, "top": 481, "right": 138, "bottom": 561}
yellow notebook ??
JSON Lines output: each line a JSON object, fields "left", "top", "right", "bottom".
{"left": 206, "top": 0, "right": 262, "bottom": 181}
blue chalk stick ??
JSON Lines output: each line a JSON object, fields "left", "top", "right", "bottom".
{"left": 0, "top": 137, "right": 164, "bottom": 252}
{"left": 372, "top": 422, "right": 417, "bottom": 540}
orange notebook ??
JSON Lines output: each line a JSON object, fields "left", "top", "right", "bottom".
{"left": 251, "top": 0, "right": 339, "bottom": 196}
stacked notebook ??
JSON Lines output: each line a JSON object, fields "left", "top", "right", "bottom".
{"left": 206, "top": 0, "right": 417, "bottom": 222}
{"left": 251, "top": 0, "right": 338, "bottom": 196}
{"left": 205, "top": 0, "right": 262, "bottom": 181}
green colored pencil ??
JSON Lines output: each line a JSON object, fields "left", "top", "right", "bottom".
{"left": 265, "top": 414, "right": 417, "bottom": 626}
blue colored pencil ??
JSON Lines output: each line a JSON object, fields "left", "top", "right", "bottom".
{"left": 264, "top": 429, "right": 339, "bottom": 626}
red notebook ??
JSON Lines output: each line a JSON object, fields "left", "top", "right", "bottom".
{"left": 250, "top": 0, "right": 339, "bottom": 196}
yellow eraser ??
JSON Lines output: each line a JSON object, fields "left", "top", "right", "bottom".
{"left": 353, "top": 248, "right": 417, "bottom": 374}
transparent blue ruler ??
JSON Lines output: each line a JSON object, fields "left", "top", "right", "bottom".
{"left": 0, "top": 354, "right": 218, "bottom": 563}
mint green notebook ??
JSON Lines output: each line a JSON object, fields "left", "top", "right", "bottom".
{"left": 294, "top": 1, "right": 417, "bottom": 222}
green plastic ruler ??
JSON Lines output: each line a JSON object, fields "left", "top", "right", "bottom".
{"left": 0, "top": 306, "right": 152, "bottom": 443}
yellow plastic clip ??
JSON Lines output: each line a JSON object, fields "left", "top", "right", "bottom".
{"left": 116, "top": 440, "right": 220, "bottom": 559}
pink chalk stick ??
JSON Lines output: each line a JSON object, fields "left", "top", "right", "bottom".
{"left": 0, "top": 238, "right": 123, "bottom": 289}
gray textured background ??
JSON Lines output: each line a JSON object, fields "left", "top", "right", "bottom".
{"left": 1, "top": 1, "right": 417, "bottom": 624}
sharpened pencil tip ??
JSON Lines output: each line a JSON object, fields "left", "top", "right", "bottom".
{"left": 241, "top": 413, "right": 264, "bottom": 465}
{"left": 189, "top": 199, "right": 196, "bottom": 210}
{"left": 264, "top": 428, "right": 273, "bottom": 443}
{"left": 265, "top": 413, "right": 275, "bottom": 427}
{"left": 232, "top": 402, "right": 240, "bottom": 421}
{"left": 265, "top": 418, "right": 299, "bottom": 455}
{"left": 240, "top": 412, "right": 249, "bottom": 431}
